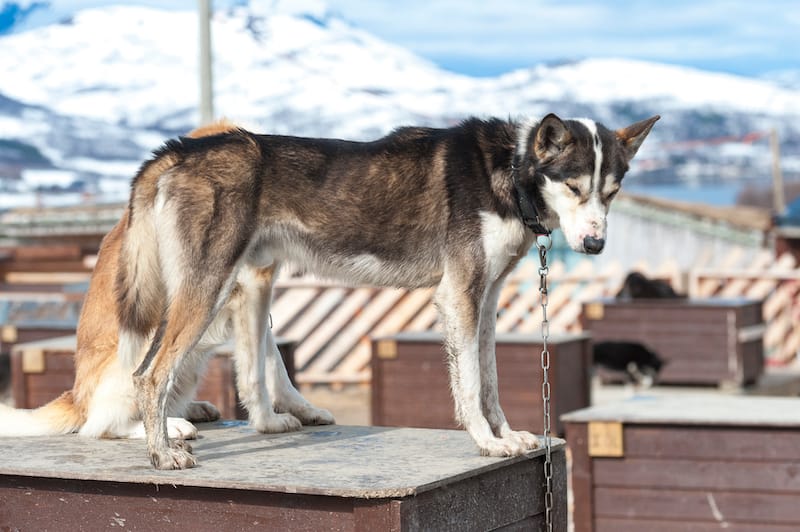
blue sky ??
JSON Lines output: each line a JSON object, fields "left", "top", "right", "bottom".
{"left": 324, "top": 0, "right": 800, "bottom": 78}
{"left": 3, "top": 0, "right": 798, "bottom": 78}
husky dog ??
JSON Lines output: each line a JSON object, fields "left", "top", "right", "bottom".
{"left": 593, "top": 341, "right": 665, "bottom": 388}
{"left": 108, "top": 113, "right": 658, "bottom": 469}
{"left": 0, "top": 121, "right": 334, "bottom": 441}
{"left": 617, "top": 271, "right": 683, "bottom": 299}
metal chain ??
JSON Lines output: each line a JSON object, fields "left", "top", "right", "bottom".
{"left": 536, "top": 234, "right": 553, "bottom": 532}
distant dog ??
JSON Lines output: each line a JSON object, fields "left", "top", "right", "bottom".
{"left": 593, "top": 341, "right": 665, "bottom": 387}
{"left": 617, "top": 271, "right": 683, "bottom": 299}
{"left": 0, "top": 353, "right": 9, "bottom": 400}
{"left": 0, "top": 121, "right": 334, "bottom": 441}
{"left": 108, "top": 112, "right": 658, "bottom": 469}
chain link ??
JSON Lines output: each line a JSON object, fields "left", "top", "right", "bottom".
{"left": 536, "top": 234, "right": 553, "bottom": 532}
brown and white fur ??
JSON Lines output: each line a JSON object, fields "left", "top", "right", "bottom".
{"left": 111, "top": 112, "right": 658, "bottom": 469}
{"left": 0, "top": 120, "right": 334, "bottom": 441}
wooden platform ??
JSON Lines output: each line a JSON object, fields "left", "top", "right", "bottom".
{"left": 562, "top": 395, "right": 800, "bottom": 531}
{"left": 0, "top": 423, "right": 567, "bottom": 531}
{"left": 371, "top": 331, "right": 591, "bottom": 436}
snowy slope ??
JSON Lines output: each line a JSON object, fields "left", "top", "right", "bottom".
{"left": 0, "top": 1, "right": 799, "bottom": 207}
{"left": 3, "top": 3, "right": 799, "bottom": 133}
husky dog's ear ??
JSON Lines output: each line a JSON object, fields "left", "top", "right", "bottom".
{"left": 616, "top": 115, "right": 660, "bottom": 161}
{"left": 532, "top": 113, "right": 572, "bottom": 163}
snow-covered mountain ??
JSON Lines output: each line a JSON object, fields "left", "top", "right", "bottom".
{"left": 1, "top": 1, "right": 799, "bottom": 208}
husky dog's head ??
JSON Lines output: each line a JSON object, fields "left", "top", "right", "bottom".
{"left": 519, "top": 114, "right": 659, "bottom": 254}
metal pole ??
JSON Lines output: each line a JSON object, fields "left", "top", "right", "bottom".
{"left": 770, "top": 128, "right": 785, "bottom": 215}
{"left": 198, "top": 0, "right": 214, "bottom": 125}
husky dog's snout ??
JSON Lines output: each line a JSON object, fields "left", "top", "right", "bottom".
{"left": 583, "top": 236, "right": 605, "bottom": 254}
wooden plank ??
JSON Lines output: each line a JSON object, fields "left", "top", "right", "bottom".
{"left": 292, "top": 288, "right": 374, "bottom": 369}
{"left": 543, "top": 278, "right": 605, "bottom": 333}
{"left": 745, "top": 253, "right": 797, "bottom": 300}
{"left": 307, "top": 289, "right": 406, "bottom": 375}
{"left": 372, "top": 335, "right": 589, "bottom": 435}
{"left": 496, "top": 281, "right": 545, "bottom": 332}
{"left": 623, "top": 426, "right": 800, "bottom": 461}
{"left": 10, "top": 245, "right": 83, "bottom": 261}
{"left": 368, "top": 289, "right": 433, "bottom": 335}
{"left": 4, "top": 272, "right": 92, "bottom": 284}
{"left": 564, "top": 423, "right": 593, "bottom": 532}
{"left": 269, "top": 287, "right": 319, "bottom": 331}
{"left": 296, "top": 370, "right": 369, "bottom": 385}
{"left": 336, "top": 289, "right": 434, "bottom": 376}
{"left": 596, "top": 518, "right": 800, "bottom": 532}
{"left": 278, "top": 287, "right": 347, "bottom": 342}
{"left": 763, "top": 281, "right": 796, "bottom": 320}
{"left": 692, "top": 247, "right": 744, "bottom": 297}
{"left": 594, "top": 487, "right": 800, "bottom": 524}
{"left": 1, "top": 260, "right": 92, "bottom": 273}
{"left": 782, "top": 320, "right": 800, "bottom": 363}
{"left": 717, "top": 249, "right": 773, "bottom": 297}
{"left": 498, "top": 261, "right": 567, "bottom": 333}
{"left": 404, "top": 300, "right": 439, "bottom": 332}
{"left": 594, "top": 457, "right": 800, "bottom": 492}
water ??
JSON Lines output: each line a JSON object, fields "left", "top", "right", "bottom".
{"left": 624, "top": 182, "right": 743, "bottom": 206}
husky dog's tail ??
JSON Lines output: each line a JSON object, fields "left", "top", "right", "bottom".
{"left": 0, "top": 391, "right": 82, "bottom": 436}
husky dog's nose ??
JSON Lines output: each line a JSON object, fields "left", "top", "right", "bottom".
{"left": 583, "top": 236, "right": 605, "bottom": 254}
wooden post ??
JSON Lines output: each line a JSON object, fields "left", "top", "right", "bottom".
{"left": 198, "top": 0, "right": 214, "bottom": 125}
{"left": 771, "top": 128, "right": 785, "bottom": 214}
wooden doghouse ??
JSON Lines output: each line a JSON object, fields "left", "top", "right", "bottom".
{"left": 371, "top": 331, "right": 591, "bottom": 435}
{"left": 9, "top": 336, "right": 296, "bottom": 420}
{"left": 563, "top": 395, "right": 800, "bottom": 531}
{"left": 582, "top": 298, "right": 764, "bottom": 386}
{"left": 0, "top": 290, "right": 84, "bottom": 357}
{"left": 0, "top": 424, "right": 568, "bottom": 531}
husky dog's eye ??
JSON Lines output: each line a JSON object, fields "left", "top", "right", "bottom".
{"left": 606, "top": 189, "right": 619, "bottom": 201}
{"left": 566, "top": 183, "right": 581, "bottom": 196}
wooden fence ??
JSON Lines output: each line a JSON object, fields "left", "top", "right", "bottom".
{"left": 270, "top": 249, "right": 798, "bottom": 385}
{"left": 689, "top": 250, "right": 800, "bottom": 363}
{"left": 1, "top": 244, "right": 797, "bottom": 385}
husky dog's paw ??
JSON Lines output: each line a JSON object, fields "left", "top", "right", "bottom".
{"left": 292, "top": 405, "right": 336, "bottom": 426}
{"left": 253, "top": 412, "right": 303, "bottom": 434}
{"left": 185, "top": 400, "right": 221, "bottom": 422}
{"left": 150, "top": 440, "right": 197, "bottom": 470}
{"left": 501, "top": 429, "right": 542, "bottom": 451}
{"left": 477, "top": 436, "right": 529, "bottom": 457}
{"left": 166, "top": 417, "right": 198, "bottom": 440}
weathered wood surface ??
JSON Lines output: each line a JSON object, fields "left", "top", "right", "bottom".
{"left": 564, "top": 395, "right": 800, "bottom": 532}
{"left": 561, "top": 394, "right": 800, "bottom": 426}
{"left": 0, "top": 423, "right": 567, "bottom": 531}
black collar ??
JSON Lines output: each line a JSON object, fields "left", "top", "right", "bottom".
{"left": 511, "top": 154, "right": 550, "bottom": 235}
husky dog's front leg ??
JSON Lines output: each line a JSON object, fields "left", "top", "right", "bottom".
{"left": 479, "top": 281, "right": 540, "bottom": 451}
{"left": 436, "top": 269, "right": 528, "bottom": 457}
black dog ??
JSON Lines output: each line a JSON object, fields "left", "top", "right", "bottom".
{"left": 0, "top": 352, "right": 9, "bottom": 399}
{"left": 616, "top": 271, "right": 683, "bottom": 299}
{"left": 593, "top": 341, "right": 665, "bottom": 387}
